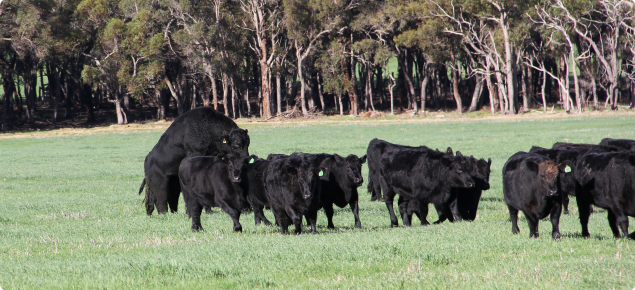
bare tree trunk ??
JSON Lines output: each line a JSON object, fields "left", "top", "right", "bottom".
{"left": 222, "top": 72, "right": 229, "bottom": 117}
{"left": 451, "top": 68, "right": 463, "bottom": 114}
{"left": 570, "top": 50, "right": 581, "bottom": 112}
{"left": 337, "top": 92, "right": 343, "bottom": 116}
{"left": 485, "top": 69, "right": 496, "bottom": 114}
{"left": 420, "top": 72, "right": 429, "bottom": 113}
{"left": 349, "top": 48, "right": 359, "bottom": 115}
{"left": 468, "top": 74, "right": 484, "bottom": 112}
{"left": 114, "top": 86, "right": 128, "bottom": 124}
{"left": 500, "top": 11, "right": 516, "bottom": 114}
{"left": 591, "top": 76, "right": 598, "bottom": 109}
{"left": 317, "top": 74, "right": 325, "bottom": 112}
{"left": 541, "top": 68, "right": 547, "bottom": 112}
{"left": 164, "top": 76, "right": 184, "bottom": 115}
{"left": 389, "top": 73, "right": 396, "bottom": 115}
{"left": 367, "top": 65, "right": 376, "bottom": 111}
{"left": 276, "top": 73, "right": 282, "bottom": 115}
{"left": 232, "top": 78, "right": 239, "bottom": 119}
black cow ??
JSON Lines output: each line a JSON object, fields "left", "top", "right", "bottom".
{"left": 574, "top": 151, "right": 635, "bottom": 239}
{"left": 139, "top": 107, "right": 250, "bottom": 215}
{"left": 378, "top": 148, "right": 475, "bottom": 227}
{"left": 240, "top": 157, "right": 273, "bottom": 226}
{"left": 178, "top": 153, "right": 250, "bottom": 232}
{"left": 552, "top": 142, "right": 623, "bottom": 154}
{"left": 397, "top": 152, "right": 491, "bottom": 225}
{"left": 434, "top": 154, "right": 492, "bottom": 223}
{"left": 367, "top": 138, "right": 432, "bottom": 201}
{"left": 263, "top": 157, "right": 323, "bottom": 234}
{"left": 529, "top": 146, "right": 580, "bottom": 214}
{"left": 599, "top": 138, "right": 635, "bottom": 151}
{"left": 268, "top": 152, "right": 367, "bottom": 228}
{"left": 503, "top": 152, "right": 569, "bottom": 239}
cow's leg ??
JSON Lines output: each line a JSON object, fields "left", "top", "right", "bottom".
{"left": 550, "top": 202, "right": 562, "bottom": 239}
{"left": 274, "top": 211, "right": 289, "bottom": 234}
{"left": 306, "top": 210, "right": 318, "bottom": 234}
{"left": 401, "top": 203, "right": 412, "bottom": 227}
{"left": 254, "top": 205, "right": 272, "bottom": 226}
{"left": 607, "top": 209, "right": 621, "bottom": 238}
{"left": 417, "top": 202, "right": 430, "bottom": 226}
{"left": 285, "top": 206, "right": 303, "bottom": 235}
{"left": 350, "top": 199, "right": 362, "bottom": 229}
{"left": 577, "top": 199, "right": 592, "bottom": 238}
{"left": 204, "top": 207, "right": 213, "bottom": 214}
{"left": 562, "top": 194, "right": 570, "bottom": 215}
{"left": 167, "top": 175, "right": 181, "bottom": 213}
{"left": 145, "top": 187, "right": 156, "bottom": 216}
{"left": 380, "top": 177, "right": 399, "bottom": 227}
{"left": 433, "top": 203, "right": 447, "bottom": 224}
{"left": 609, "top": 208, "right": 630, "bottom": 239}
{"left": 190, "top": 203, "right": 204, "bottom": 231}
{"left": 449, "top": 197, "right": 462, "bottom": 222}
{"left": 369, "top": 171, "right": 383, "bottom": 201}
{"left": 224, "top": 206, "right": 243, "bottom": 232}
{"left": 525, "top": 213, "right": 539, "bottom": 238}
{"left": 508, "top": 206, "right": 519, "bottom": 234}
{"left": 147, "top": 174, "right": 170, "bottom": 214}
{"left": 324, "top": 203, "right": 335, "bottom": 229}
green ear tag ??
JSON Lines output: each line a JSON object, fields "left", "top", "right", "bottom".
{"left": 318, "top": 170, "right": 324, "bottom": 177}
{"left": 249, "top": 158, "right": 254, "bottom": 164}
{"left": 565, "top": 166, "right": 571, "bottom": 173}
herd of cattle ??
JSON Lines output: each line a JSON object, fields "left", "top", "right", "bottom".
{"left": 138, "top": 107, "right": 635, "bottom": 239}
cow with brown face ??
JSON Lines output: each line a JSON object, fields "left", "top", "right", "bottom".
{"left": 503, "top": 152, "right": 570, "bottom": 239}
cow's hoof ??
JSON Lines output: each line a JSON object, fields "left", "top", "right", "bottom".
{"left": 234, "top": 226, "right": 242, "bottom": 232}
{"left": 563, "top": 210, "right": 569, "bottom": 215}
{"left": 354, "top": 223, "right": 362, "bottom": 229}
{"left": 552, "top": 233, "right": 561, "bottom": 240}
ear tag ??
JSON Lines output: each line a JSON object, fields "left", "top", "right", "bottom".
{"left": 249, "top": 158, "right": 254, "bottom": 164}
{"left": 565, "top": 166, "right": 571, "bottom": 173}
{"left": 318, "top": 170, "right": 324, "bottom": 177}
{"left": 222, "top": 138, "right": 227, "bottom": 144}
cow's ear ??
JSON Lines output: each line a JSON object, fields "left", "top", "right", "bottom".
{"left": 446, "top": 147, "right": 453, "bottom": 155}
{"left": 526, "top": 161, "right": 539, "bottom": 173}
{"left": 360, "top": 154, "right": 367, "bottom": 164}
{"left": 319, "top": 167, "right": 328, "bottom": 177}
{"left": 488, "top": 158, "right": 492, "bottom": 166}
{"left": 220, "top": 134, "right": 229, "bottom": 144}
{"left": 456, "top": 151, "right": 463, "bottom": 157}
{"left": 244, "top": 129, "right": 248, "bottom": 134}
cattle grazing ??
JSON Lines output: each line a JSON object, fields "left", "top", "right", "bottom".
{"left": 574, "top": 151, "right": 635, "bottom": 239}
{"left": 178, "top": 153, "right": 251, "bottom": 232}
{"left": 366, "top": 138, "right": 432, "bottom": 201}
{"left": 240, "top": 156, "right": 273, "bottom": 226}
{"left": 599, "top": 138, "right": 635, "bottom": 151}
{"left": 529, "top": 146, "right": 580, "bottom": 214}
{"left": 264, "top": 157, "right": 323, "bottom": 234}
{"left": 140, "top": 107, "right": 250, "bottom": 215}
{"left": 378, "top": 148, "right": 475, "bottom": 227}
{"left": 503, "top": 152, "right": 570, "bottom": 239}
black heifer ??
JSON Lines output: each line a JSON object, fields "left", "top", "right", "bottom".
{"left": 529, "top": 146, "right": 579, "bottom": 214}
{"left": 366, "top": 138, "right": 431, "bottom": 201}
{"left": 599, "top": 138, "right": 635, "bottom": 151}
{"left": 574, "top": 151, "right": 635, "bottom": 239}
{"left": 552, "top": 142, "right": 623, "bottom": 154}
{"left": 178, "top": 153, "right": 250, "bottom": 232}
{"left": 264, "top": 157, "right": 322, "bottom": 234}
{"left": 503, "top": 152, "right": 569, "bottom": 239}
{"left": 434, "top": 155, "right": 492, "bottom": 223}
{"left": 378, "top": 149, "right": 475, "bottom": 227}
{"left": 268, "top": 152, "right": 367, "bottom": 228}
{"left": 140, "top": 107, "right": 250, "bottom": 215}
{"left": 240, "top": 157, "right": 274, "bottom": 226}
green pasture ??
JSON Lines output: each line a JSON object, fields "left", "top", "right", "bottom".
{"left": 1, "top": 114, "right": 635, "bottom": 289}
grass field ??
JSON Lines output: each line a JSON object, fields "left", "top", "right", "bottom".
{"left": 1, "top": 113, "right": 635, "bottom": 289}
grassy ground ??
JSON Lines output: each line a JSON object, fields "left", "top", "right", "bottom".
{"left": 1, "top": 114, "right": 635, "bottom": 289}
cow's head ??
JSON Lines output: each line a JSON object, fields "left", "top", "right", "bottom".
{"left": 473, "top": 157, "right": 492, "bottom": 190}
{"left": 443, "top": 153, "right": 475, "bottom": 188}
{"left": 556, "top": 152, "right": 578, "bottom": 196}
{"left": 529, "top": 160, "right": 565, "bottom": 197}
{"left": 334, "top": 154, "right": 366, "bottom": 187}
{"left": 221, "top": 128, "right": 250, "bottom": 158}
{"left": 221, "top": 153, "right": 257, "bottom": 183}
{"left": 286, "top": 157, "right": 321, "bottom": 200}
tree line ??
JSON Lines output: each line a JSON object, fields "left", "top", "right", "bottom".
{"left": 1, "top": 0, "right": 634, "bottom": 128}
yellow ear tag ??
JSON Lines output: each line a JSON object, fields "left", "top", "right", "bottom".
{"left": 319, "top": 170, "right": 324, "bottom": 177}
{"left": 249, "top": 158, "right": 254, "bottom": 164}
{"left": 565, "top": 166, "right": 571, "bottom": 173}
{"left": 222, "top": 139, "right": 227, "bottom": 144}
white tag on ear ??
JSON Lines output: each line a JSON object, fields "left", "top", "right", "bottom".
{"left": 565, "top": 166, "right": 571, "bottom": 173}
{"left": 222, "top": 138, "right": 227, "bottom": 144}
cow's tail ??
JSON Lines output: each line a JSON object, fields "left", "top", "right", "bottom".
{"left": 138, "top": 179, "right": 146, "bottom": 195}
{"left": 139, "top": 178, "right": 155, "bottom": 215}
{"left": 367, "top": 176, "right": 374, "bottom": 196}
